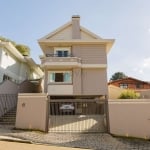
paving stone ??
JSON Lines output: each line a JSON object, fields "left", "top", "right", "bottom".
{"left": 0, "top": 126, "right": 150, "bottom": 150}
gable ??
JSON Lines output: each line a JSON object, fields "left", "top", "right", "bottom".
{"left": 47, "top": 24, "right": 72, "bottom": 40}
{"left": 39, "top": 23, "right": 102, "bottom": 41}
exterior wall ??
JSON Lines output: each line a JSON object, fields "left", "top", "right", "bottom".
{"left": 109, "top": 99, "right": 150, "bottom": 139}
{"left": 72, "top": 45, "right": 107, "bottom": 64}
{"left": 108, "top": 85, "right": 125, "bottom": 99}
{"left": 0, "top": 80, "right": 18, "bottom": 94}
{"left": 40, "top": 46, "right": 54, "bottom": 55}
{"left": 0, "top": 80, "right": 41, "bottom": 94}
{"left": 16, "top": 93, "right": 48, "bottom": 132}
{"left": 19, "top": 63, "right": 30, "bottom": 81}
{"left": 81, "top": 31, "right": 95, "bottom": 39}
{"left": 48, "top": 84, "right": 73, "bottom": 95}
{"left": 49, "top": 25, "right": 72, "bottom": 40}
{"left": 19, "top": 80, "right": 42, "bottom": 93}
{"left": 136, "top": 89, "right": 150, "bottom": 99}
{"left": 73, "top": 68, "right": 82, "bottom": 95}
{"left": 43, "top": 70, "right": 48, "bottom": 93}
{"left": 0, "top": 47, "right": 35, "bottom": 83}
{"left": 72, "top": 16, "right": 81, "bottom": 39}
{"left": 82, "top": 68, "right": 108, "bottom": 95}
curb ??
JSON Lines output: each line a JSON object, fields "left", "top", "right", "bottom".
{"left": 0, "top": 136, "right": 32, "bottom": 144}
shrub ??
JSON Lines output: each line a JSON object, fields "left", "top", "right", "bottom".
{"left": 118, "top": 90, "right": 140, "bottom": 99}
{"left": 15, "top": 44, "right": 30, "bottom": 56}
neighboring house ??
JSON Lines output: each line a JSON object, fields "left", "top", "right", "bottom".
{"left": 108, "top": 77, "right": 150, "bottom": 90}
{"left": 38, "top": 16, "right": 114, "bottom": 98}
{"left": 0, "top": 41, "right": 43, "bottom": 84}
{"left": 108, "top": 85, "right": 125, "bottom": 99}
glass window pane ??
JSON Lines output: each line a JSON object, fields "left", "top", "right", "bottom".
{"left": 49, "top": 73, "right": 55, "bottom": 82}
{"left": 57, "top": 51, "right": 63, "bottom": 57}
{"left": 64, "top": 51, "right": 68, "bottom": 57}
{"left": 64, "top": 72, "right": 71, "bottom": 82}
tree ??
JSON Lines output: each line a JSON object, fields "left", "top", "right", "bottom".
{"left": 110, "top": 72, "right": 127, "bottom": 81}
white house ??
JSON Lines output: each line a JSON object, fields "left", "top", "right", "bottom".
{"left": 0, "top": 41, "right": 43, "bottom": 84}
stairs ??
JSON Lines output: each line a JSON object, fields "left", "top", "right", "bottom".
{"left": 0, "top": 108, "right": 17, "bottom": 125}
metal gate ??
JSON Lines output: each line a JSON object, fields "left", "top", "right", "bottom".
{"left": 48, "top": 97, "right": 107, "bottom": 133}
{"left": 0, "top": 94, "right": 18, "bottom": 125}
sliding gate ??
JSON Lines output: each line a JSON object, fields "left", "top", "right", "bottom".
{"left": 48, "top": 97, "right": 107, "bottom": 133}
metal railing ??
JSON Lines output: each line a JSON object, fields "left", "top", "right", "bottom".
{"left": 0, "top": 94, "right": 18, "bottom": 118}
{"left": 46, "top": 54, "right": 74, "bottom": 57}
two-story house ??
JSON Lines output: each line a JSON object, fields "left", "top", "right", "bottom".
{"left": 39, "top": 16, "right": 114, "bottom": 99}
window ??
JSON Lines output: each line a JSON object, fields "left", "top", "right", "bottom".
{"left": 136, "top": 84, "right": 143, "bottom": 89}
{"left": 3, "top": 74, "right": 12, "bottom": 81}
{"left": 54, "top": 47, "right": 71, "bottom": 57}
{"left": 120, "top": 83, "right": 128, "bottom": 89}
{"left": 49, "top": 71, "right": 72, "bottom": 83}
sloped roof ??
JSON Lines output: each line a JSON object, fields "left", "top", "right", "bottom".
{"left": 108, "top": 77, "right": 150, "bottom": 85}
{"left": 38, "top": 21, "right": 103, "bottom": 41}
{"left": 38, "top": 16, "right": 115, "bottom": 53}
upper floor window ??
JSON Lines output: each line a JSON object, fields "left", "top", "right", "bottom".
{"left": 54, "top": 47, "right": 71, "bottom": 57}
{"left": 48, "top": 71, "right": 72, "bottom": 83}
{"left": 120, "top": 83, "right": 128, "bottom": 89}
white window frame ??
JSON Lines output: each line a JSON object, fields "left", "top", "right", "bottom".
{"left": 48, "top": 71, "right": 72, "bottom": 84}
{"left": 54, "top": 47, "right": 71, "bottom": 57}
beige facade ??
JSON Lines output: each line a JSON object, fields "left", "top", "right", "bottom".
{"left": 38, "top": 16, "right": 114, "bottom": 96}
{"left": 15, "top": 93, "right": 48, "bottom": 132}
{"left": 109, "top": 99, "right": 150, "bottom": 139}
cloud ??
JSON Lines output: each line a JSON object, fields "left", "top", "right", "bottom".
{"left": 143, "top": 57, "right": 150, "bottom": 68}
{"left": 132, "top": 57, "right": 150, "bottom": 79}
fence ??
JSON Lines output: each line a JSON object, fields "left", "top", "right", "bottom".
{"left": 109, "top": 99, "right": 150, "bottom": 139}
{"left": 48, "top": 97, "right": 107, "bottom": 133}
{"left": 0, "top": 94, "right": 18, "bottom": 117}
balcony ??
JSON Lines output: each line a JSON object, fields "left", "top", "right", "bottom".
{"left": 40, "top": 54, "right": 81, "bottom": 69}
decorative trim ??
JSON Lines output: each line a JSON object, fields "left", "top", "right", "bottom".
{"left": 81, "top": 64, "right": 107, "bottom": 68}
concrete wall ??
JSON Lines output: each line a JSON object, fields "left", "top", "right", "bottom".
{"left": 0, "top": 80, "right": 18, "bottom": 94}
{"left": 136, "top": 89, "right": 150, "bottom": 99}
{"left": 108, "top": 85, "right": 125, "bottom": 99}
{"left": 15, "top": 93, "right": 48, "bottom": 132}
{"left": 48, "top": 84, "right": 73, "bottom": 95}
{"left": 109, "top": 99, "right": 150, "bottom": 139}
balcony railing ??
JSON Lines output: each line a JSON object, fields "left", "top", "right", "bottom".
{"left": 41, "top": 55, "right": 81, "bottom": 68}
{"left": 46, "top": 54, "right": 74, "bottom": 57}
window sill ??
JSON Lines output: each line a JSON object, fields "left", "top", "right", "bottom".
{"left": 48, "top": 82, "right": 72, "bottom": 85}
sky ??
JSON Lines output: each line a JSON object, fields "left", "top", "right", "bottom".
{"left": 1, "top": 0, "right": 150, "bottom": 81}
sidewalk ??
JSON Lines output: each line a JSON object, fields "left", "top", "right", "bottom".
{"left": 0, "top": 141, "right": 88, "bottom": 150}
{"left": 0, "top": 125, "right": 150, "bottom": 150}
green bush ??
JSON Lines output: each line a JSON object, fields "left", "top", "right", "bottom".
{"left": 15, "top": 44, "right": 30, "bottom": 56}
{"left": 118, "top": 90, "right": 140, "bottom": 99}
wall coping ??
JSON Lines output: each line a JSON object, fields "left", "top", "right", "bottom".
{"left": 18, "top": 93, "right": 47, "bottom": 97}
{"left": 109, "top": 99, "right": 150, "bottom": 103}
